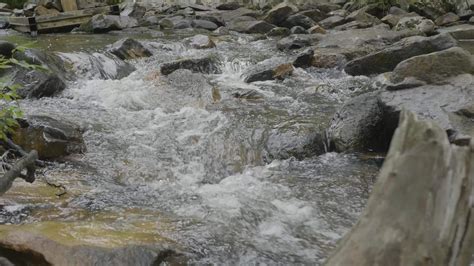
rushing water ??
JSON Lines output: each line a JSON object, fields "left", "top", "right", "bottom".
{"left": 0, "top": 30, "right": 381, "bottom": 264}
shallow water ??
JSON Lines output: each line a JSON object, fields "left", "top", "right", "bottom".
{"left": 0, "top": 30, "right": 380, "bottom": 264}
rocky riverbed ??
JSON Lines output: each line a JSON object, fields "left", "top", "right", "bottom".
{"left": 0, "top": 1, "right": 473, "bottom": 265}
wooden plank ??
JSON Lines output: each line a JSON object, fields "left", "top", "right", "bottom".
{"left": 60, "top": 0, "right": 78, "bottom": 12}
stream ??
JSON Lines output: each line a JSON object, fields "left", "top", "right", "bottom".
{"left": 0, "top": 30, "right": 382, "bottom": 264}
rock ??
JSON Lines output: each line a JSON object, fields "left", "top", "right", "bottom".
{"left": 34, "top": 6, "right": 60, "bottom": 16}
{"left": 0, "top": 231, "right": 184, "bottom": 265}
{"left": 266, "top": 27, "right": 290, "bottom": 37}
{"left": 307, "top": 2, "right": 341, "bottom": 13}
{"left": 276, "top": 34, "right": 320, "bottom": 51}
{"left": 293, "top": 49, "right": 314, "bottom": 68}
{"left": 299, "top": 9, "right": 327, "bottom": 22}
{"left": 395, "top": 16, "right": 435, "bottom": 34}
{"left": 344, "top": 33, "right": 458, "bottom": 76}
{"left": 389, "top": 47, "right": 474, "bottom": 84}
{"left": 345, "top": 8, "right": 381, "bottom": 25}
{"left": 177, "top": 7, "right": 195, "bottom": 16}
{"left": 121, "top": 3, "right": 146, "bottom": 19}
{"left": 213, "top": 26, "right": 229, "bottom": 35}
{"left": 37, "top": 0, "right": 62, "bottom": 11}
{"left": 216, "top": 2, "right": 240, "bottom": 10}
{"left": 328, "top": 9, "right": 349, "bottom": 17}
{"left": 312, "top": 51, "right": 347, "bottom": 68}
{"left": 0, "top": 41, "right": 15, "bottom": 58}
{"left": 435, "top": 12, "right": 460, "bottom": 26}
{"left": 186, "top": 34, "right": 216, "bottom": 49}
{"left": 174, "top": 19, "right": 192, "bottom": 29}
{"left": 10, "top": 67, "right": 66, "bottom": 99}
{"left": 334, "top": 20, "right": 375, "bottom": 30}
{"left": 319, "top": 15, "right": 346, "bottom": 29}
{"left": 195, "top": 14, "right": 225, "bottom": 27}
{"left": 329, "top": 75, "right": 474, "bottom": 152}
{"left": 223, "top": 8, "right": 259, "bottom": 22}
{"left": 308, "top": 25, "right": 326, "bottom": 34}
{"left": 438, "top": 24, "right": 474, "bottom": 40}
{"left": 290, "top": 26, "right": 308, "bottom": 34}
{"left": 381, "top": 14, "right": 402, "bottom": 27}
{"left": 232, "top": 88, "right": 264, "bottom": 100}
{"left": 192, "top": 19, "right": 218, "bottom": 30}
{"left": 107, "top": 38, "right": 152, "bottom": 60}
{"left": 281, "top": 14, "right": 315, "bottom": 29}
{"left": 263, "top": 2, "right": 297, "bottom": 25}
{"left": 13, "top": 116, "right": 85, "bottom": 159}
{"left": 243, "top": 57, "right": 294, "bottom": 83}
{"left": 228, "top": 20, "right": 275, "bottom": 34}
{"left": 160, "top": 57, "right": 220, "bottom": 75}
{"left": 79, "top": 15, "right": 138, "bottom": 33}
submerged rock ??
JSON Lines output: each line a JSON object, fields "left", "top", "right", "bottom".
{"left": 344, "top": 33, "right": 458, "bottom": 76}
{"left": 160, "top": 56, "right": 220, "bottom": 75}
{"left": 107, "top": 38, "right": 152, "bottom": 60}
{"left": 12, "top": 116, "right": 85, "bottom": 160}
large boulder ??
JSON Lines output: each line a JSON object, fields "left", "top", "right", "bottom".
{"left": 14, "top": 71, "right": 66, "bottom": 99}
{"left": 160, "top": 56, "right": 220, "bottom": 75}
{"left": 12, "top": 116, "right": 86, "bottom": 160}
{"left": 242, "top": 57, "right": 294, "bottom": 83}
{"left": 394, "top": 16, "right": 435, "bottom": 35}
{"left": 344, "top": 33, "right": 458, "bottom": 76}
{"left": 263, "top": 3, "right": 297, "bottom": 25}
{"left": 438, "top": 24, "right": 474, "bottom": 40}
{"left": 107, "top": 38, "right": 152, "bottom": 60}
{"left": 79, "top": 14, "right": 138, "bottom": 33}
{"left": 389, "top": 47, "right": 474, "bottom": 84}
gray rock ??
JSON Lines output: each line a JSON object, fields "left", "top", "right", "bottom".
{"left": 344, "top": 33, "right": 458, "bottom": 76}
{"left": 160, "top": 56, "right": 220, "bottom": 75}
{"left": 266, "top": 27, "right": 290, "bottom": 37}
{"left": 390, "top": 47, "right": 474, "bottom": 84}
{"left": 346, "top": 8, "right": 381, "bottom": 25}
{"left": 216, "top": 2, "right": 241, "bottom": 10}
{"left": 13, "top": 115, "right": 85, "bottom": 159}
{"left": 195, "top": 14, "right": 225, "bottom": 27}
{"left": 108, "top": 38, "right": 152, "bottom": 60}
{"left": 299, "top": 9, "right": 327, "bottom": 22}
{"left": 319, "top": 15, "right": 346, "bottom": 29}
{"left": 79, "top": 14, "right": 138, "bottom": 33}
{"left": 121, "top": 3, "right": 146, "bottom": 19}
{"left": 228, "top": 20, "right": 275, "bottom": 34}
{"left": 395, "top": 16, "right": 435, "bottom": 34}
{"left": 213, "top": 26, "right": 229, "bottom": 35}
{"left": 290, "top": 26, "right": 308, "bottom": 34}
{"left": 192, "top": 19, "right": 218, "bottom": 30}
{"left": 243, "top": 57, "right": 294, "bottom": 83}
{"left": 438, "top": 24, "right": 474, "bottom": 40}
{"left": 293, "top": 48, "right": 314, "bottom": 68}
{"left": 186, "top": 34, "right": 216, "bottom": 49}
{"left": 277, "top": 34, "right": 320, "bottom": 51}
{"left": 174, "top": 19, "right": 192, "bottom": 29}
{"left": 435, "top": 12, "right": 460, "bottom": 26}
{"left": 281, "top": 14, "right": 315, "bottom": 29}
{"left": 223, "top": 7, "right": 259, "bottom": 22}
{"left": 263, "top": 2, "right": 297, "bottom": 25}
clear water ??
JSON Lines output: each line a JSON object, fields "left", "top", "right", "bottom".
{"left": 0, "top": 30, "right": 380, "bottom": 264}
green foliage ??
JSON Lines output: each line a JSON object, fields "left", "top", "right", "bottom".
{"left": 0, "top": 0, "right": 28, "bottom": 9}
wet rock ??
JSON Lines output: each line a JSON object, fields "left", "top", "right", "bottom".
{"left": 243, "top": 57, "right": 294, "bottom": 83}
{"left": 14, "top": 71, "right": 65, "bottom": 99}
{"left": 0, "top": 41, "right": 15, "bottom": 58}
{"left": 312, "top": 51, "right": 347, "bottom": 68}
{"left": 107, "top": 38, "right": 152, "bottom": 60}
{"left": 299, "top": 9, "right": 327, "bottom": 23}
{"left": 276, "top": 34, "right": 320, "bottom": 51}
{"left": 160, "top": 56, "right": 220, "bottom": 75}
{"left": 232, "top": 88, "right": 264, "bottom": 100}
{"left": 389, "top": 47, "right": 474, "bottom": 84}
{"left": 395, "top": 16, "right": 435, "bottom": 34}
{"left": 121, "top": 3, "right": 146, "bottom": 19}
{"left": 308, "top": 25, "right": 326, "bottom": 34}
{"left": 12, "top": 116, "right": 85, "bottom": 160}
{"left": 223, "top": 8, "right": 259, "bottom": 22}
{"left": 281, "top": 14, "right": 315, "bottom": 29}
{"left": 293, "top": 49, "right": 314, "bottom": 68}
{"left": 195, "top": 14, "right": 225, "bottom": 27}
{"left": 186, "top": 34, "right": 216, "bottom": 49}
{"left": 0, "top": 231, "right": 184, "bottom": 266}
{"left": 79, "top": 14, "right": 138, "bottom": 33}
{"left": 319, "top": 15, "right": 346, "bottom": 29}
{"left": 344, "top": 33, "right": 458, "bottom": 76}
{"left": 266, "top": 27, "right": 290, "bottom": 37}
{"left": 213, "top": 26, "right": 229, "bottom": 35}
{"left": 216, "top": 2, "right": 240, "bottom": 10}
{"left": 435, "top": 12, "right": 460, "bottom": 26}
{"left": 438, "top": 24, "right": 474, "bottom": 40}
{"left": 192, "top": 19, "right": 218, "bottom": 30}
{"left": 228, "top": 20, "right": 275, "bottom": 34}
{"left": 263, "top": 3, "right": 297, "bottom": 25}
{"left": 290, "top": 26, "right": 308, "bottom": 34}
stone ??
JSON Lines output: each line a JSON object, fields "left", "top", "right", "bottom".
{"left": 34, "top": 6, "right": 60, "bottom": 16}
{"left": 174, "top": 19, "right": 192, "bottom": 29}
{"left": 121, "top": 3, "right": 146, "bottom": 19}
{"left": 390, "top": 47, "right": 474, "bottom": 84}
{"left": 299, "top": 9, "right": 327, "bottom": 23}
{"left": 438, "top": 24, "right": 474, "bottom": 40}
{"left": 160, "top": 57, "right": 220, "bottom": 75}
{"left": 107, "top": 38, "right": 152, "bottom": 60}
{"left": 187, "top": 34, "right": 216, "bottom": 49}
{"left": 263, "top": 2, "right": 297, "bottom": 25}
{"left": 216, "top": 2, "right": 240, "bottom": 10}
{"left": 308, "top": 25, "right": 326, "bottom": 34}
{"left": 242, "top": 57, "right": 294, "bottom": 83}
{"left": 37, "top": 0, "right": 62, "bottom": 11}
{"left": 319, "top": 15, "right": 346, "bottom": 29}
{"left": 435, "top": 12, "right": 460, "bottom": 26}
{"left": 395, "top": 16, "right": 435, "bottom": 35}
{"left": 328, "top": 9, "right": 348, "bottom": 17}
{"left": 192, "top": 19, "right": 218, "bottom": 30}
{"left": 312, "top": 51, "right": 347, "bottom": 68}
{"left": 0, "top": 41, "right": 15, "bottom": 58}
{"left": 223, "top": 8, "right": 259, "bottom": 22}
{"left": 228, "top": 20, "right": 275, "bottom": 34}
{"left": 276, "top": 34, "right": 320, "bottom": 51}
{"left": 266, "top": 27, "right": 290, "bottom": 37}
{"left": 13, "top": 116, "right": 85, "bottom": 159}
{"left": 79, "top": 15, "right": 138, "bottom": 33}
{"left": 12, "top": 68, "right": 66, "bottom": 99}
{"left": 290, "top": 26, "right": 308, "bottom": 34}
{"left": 345, "top": 8, "right": 381, "bottom": 25}
{"left": 195, "top": 14, "right": 225, "bottom": 27}
{"left": 344, "top": 33, "right": 458, "bottom": 76}
{"left": 213, "top": 26, "right": 230, "bottom": 35}
{"left": 281, "top": 14, "right": 315, "bottom": 29}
